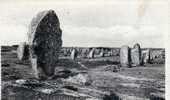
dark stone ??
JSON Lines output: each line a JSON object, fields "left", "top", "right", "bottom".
{"left": 103, "top": 92, "right": 121, "bottom": 100}
{"left": 27, "top": 10, "right": 62, "bottom": 78}
{"left": 150, "top": 92, "right": 165, "bottom": 100}
{"left": 2, "top": 63, "right": 10, "bottom": 67}
{"left": 63, "top": 85, "right": 78, "bottom": 91}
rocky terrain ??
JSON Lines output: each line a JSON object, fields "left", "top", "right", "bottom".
{"left": 1, "top": 46, "right": 165, "bottom": 100}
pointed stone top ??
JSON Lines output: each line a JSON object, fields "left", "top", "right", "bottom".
{"left": 30, "top": 9, "right": 58, "bottom": 27}
{"left": 133, "top": 43, "right": 140, "bottom": 49}
{"left": 27, "top": 10, "right": 62, "bottom": 78}
{"left": 28, "top": 9, "right": 60, "bottom": 43}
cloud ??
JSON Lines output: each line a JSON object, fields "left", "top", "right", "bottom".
{"left": 0, "top": 25, "right": 27, "bottom": 45}
{"left": 62, "top": 25, "right": 164, "bottom": 47}
{"left": 0, "top": 0, "right": 167, "bottom": 48}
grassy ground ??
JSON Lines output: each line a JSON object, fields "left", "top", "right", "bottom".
{"left": 1, "top": 48, "right": 165, "bottom": 100}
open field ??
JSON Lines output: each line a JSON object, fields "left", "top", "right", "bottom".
{"left": 1, "top": 46, "right": 165, "bottom": 100}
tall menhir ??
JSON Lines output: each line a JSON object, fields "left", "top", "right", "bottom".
{"left": 27, "top": 10, "right": 62, "bottom": 79}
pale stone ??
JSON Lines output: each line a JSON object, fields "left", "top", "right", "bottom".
{"left": 81, "top": 49, "right": 88, "bottom": 58}
{"left": 141, "top": 49, "right": 150, "bottom": 64}
{"left": 70, "top": 48, "right": 78, "bottom": 60}
{"left": 120, "top": 45, "right": 130, "bottom": 67}
{"left": 88, "top": 48, "right": 95, "bottom": 58}
{"left": 99, "top": 49, "right": 104, "bottom": 57}
{"left": 17, "top": 42, "right": 29, "bottom": 60}
{"left": 130, "top": 43, "right": 141, "bottom": 66}
{"left": 65, "top": 73, "right": 91, "bottom": 85}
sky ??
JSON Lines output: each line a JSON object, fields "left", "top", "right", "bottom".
{"left": 0, "top": 0, "right": 168, "bottom": 48}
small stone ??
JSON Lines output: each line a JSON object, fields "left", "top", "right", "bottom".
{"left": 71, "top": 48, "right": 78, "bottom": 60}
{"left": 65, "top": 73, "right": 91, "bottom": 85}
{"left": 88, "top": 48, "right": 95, "bottom": 58}
{"left": 99, "top": 49, "right": 104, "bottom": 57}
{"left": 17, "top": 42, "right": 29, "bottom": 61}
{"left": 130, "top": 43, "right": 142, "bottom": 66}
{"left": 103, "top": 65, "right": 120, "bottom": 72}
{"left": 16, "top": 79, "right": 26, "bottom": 85}
{"left": 141, "top": 49, "right": 150, "bottom": 65}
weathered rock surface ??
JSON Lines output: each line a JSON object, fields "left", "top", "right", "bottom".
{"left": 53, "top": 67, "right": 78, "bottom": 79}
{"left": 1, "top": 45, "right": 165, "bottom": 100}
{"left": 149, "top": 92, "right": 165, "bottom": 100}
{"left": 141, "top": 49, "right": 150, "bottom": 65}
{"left": 65, "top": 73, "right": 91, "bottom": 85}
{"left": 150, "top": 49, "right": 165, "bottom": 64}
{"left": 27, "top": 10, "right": 62, "bottom": 78}
{"left": 131, "top": 43, "right": 141, "bottom": 66}
{"left": 99, "top": 49, "right": 104, "bottom": 57}
{"left": 17, "top": 42, "right": 29, "bottom": 61}
{"left": 103, "top": 65, "right": 120, "bottom": 72}
{"left": 70, "top": 48, "right": 78, "bottom": 60}
{"left": 2, "top": 79, "right": 111, "bottom": 100}
{"left": 81, "top": 49, "right": 88, "bottom": 58}
{"left": 88, "top": 48, "right": 95, "bottom": 58}
{"left": 120, "top": 45, "right": 130, "bottom": 67}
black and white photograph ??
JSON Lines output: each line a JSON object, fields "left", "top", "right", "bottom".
{"left": 0, "top": 0, "right": 168, "bottom": 100}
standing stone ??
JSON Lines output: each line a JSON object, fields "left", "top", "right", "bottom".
{"left": 141, "top": 49, "right": 150, "bottom": 65}
{"left": 82, "top": 49, "right": 86, "bottom": 58}
{"left": 99, "top": 49, "right": 104, "bottom": 57}
{"left": 120, "top": 45, "right": 130, "bottom": 67}
{"left": 71, "top": 48, "right": 78, "bottom": 60}
{"left": 17, "top": 42, "right": 29, "bottom": 61}
{"left": 27, "top": 10, "right": 62, "bottom": 78}
{"left": 131, "top": 43, "right": 141, "bottom": 66}
{"left": 88, "top": 48, "right": 95, "bottom": 58}
{"left": 63, "top": 48, "right": 67, "bottom": 56}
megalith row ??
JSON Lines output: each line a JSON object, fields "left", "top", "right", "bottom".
{"left": 120, "top": 43, "right": 150, "bottom": 67}
{"left": 17, "top": 9, "right": 152, "bottom": 79}
{"left": 70, "top": 48, "right": 96, "bottom": 60}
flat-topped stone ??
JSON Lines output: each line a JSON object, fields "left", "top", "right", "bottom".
{"left": 120, "top": 45, "right": 130, "bottom": 67}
